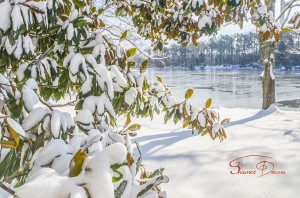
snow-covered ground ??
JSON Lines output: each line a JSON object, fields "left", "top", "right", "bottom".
{"left": 2, "top": 105, "right": 299, "bottom": 198}
{"left": 132, "top": 105, "right": 300, "bottom": 198}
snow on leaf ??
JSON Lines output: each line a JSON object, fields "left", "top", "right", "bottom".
{"left": 25, "top": 78, "right": 38, "bottom": 89}
{"left": 125, "top": 87, "right": 137, "bottom": 105}
{"left": 75, "top": 109, "right": 94, "bottom": 125}
{"left": 51, "top": 110, "right": 63, "bottom": 138}
{"left": 5, "top": 35, "right": 17, "bottom": 55}
{"left": 17, "top": 63, "right": 28, "bottom": 81}
{"left": 22, "top": 35, "right": 34, "bottom": 54}
{"left": 109, "top": 65, "right": 128, "bottom": 88}
{"left": 94, "top": 64, "right": 114, "bottom": 98}
{"left": 13, "top": 36, "right": 23, "bottom": 59}
{"left": 20, "top": 5, "right": 31, "bottom": 30}
{"left": 11, "top": 5, "right": 24, "bottom": 31}
{"left": 198, "top": 15, "right": 212, "bottom": 30}
{"left": 22, "top": 107, "right": 47, "bottom": 131}
{"left": 51, "top": 153, "right": 73, "bottom": 176}
{"left": 69, "top": 9, "right": 79, "bottom": 22}
{"left": 0, "top": 0, "right": 12, "bottom": 32}
{"left": 67, "top": 23, "right": 74, "bottom": 40}
{"left": 197, "top": 113, "right": 206, "bottom": 127}
{"left": 34, "top": 139, "right": 69, "bottom": 166}
{"left": 7, "top": 117, "right": 25, "bottom": 137}
{"left": 81, "top": 78, "right": 92, "bottom": 95}
{"left": 22, "top": 85, "right": 39, "bottom": 112}
{"left": 69, "top": 53, "right": 86, "bottom": 76}
{"left": 0, "top": 73, "right": 14, "bottom": 96}
{"left": 212, "top": 122, "right": 221, "bottom": 135}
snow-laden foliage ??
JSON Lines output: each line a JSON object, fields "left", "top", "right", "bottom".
{"left": 0, "top": 0, "right": 230, "bottom": 197}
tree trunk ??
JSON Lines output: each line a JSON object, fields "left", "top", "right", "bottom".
{"left": 260, "top": 40, "right": 276, "bottom": 109}
{"left": 258, "top": 0, "right": 276, "bottom": 110}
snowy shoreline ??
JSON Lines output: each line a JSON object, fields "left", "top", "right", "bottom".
{"left": 147, "top": 65, "right": 300, "bottom": 71}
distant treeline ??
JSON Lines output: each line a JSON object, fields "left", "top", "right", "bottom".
{"left": 135, "top": 32, "right": 300, "bottom": 68}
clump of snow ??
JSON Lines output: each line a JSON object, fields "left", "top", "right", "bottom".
{"left": 50, "top": 110, "right": 64, "bottom": 138}
{"left": 125, "top": 87, "right": 138, "bottom": 105}
{"left": 198, "top": 15, "right": 212, "bottom": 30}
{"left": 0, "top": 0, "right": 12, "bottom": 32}
{"left": 192, "top": 0, "right": 203, "bottom": 9}
{"left": 81, "top": 78, "right": 92, "bottom": 95}
{"left": 75, "top": 109, "right": 94, "bottom": 125}
{"left": 22, "top": 85, "right": 39, "bottom": 111}
{"left": 26, "top": 78, "right": 38, "bottom": 89}
{"left": 22, "top": 35, "right": 35, "bottom": 54}
{"left": 197, "top": 113, "right": 206, "bottom": 127}
{"left": 17, "top": 63, "right": 28, "bottom": 81}
{"left": 11, "top": 5, "right": 24, "bottom": 31}
{"left": 33, "top": 139, "right": 70, "bottom": 167}
{"left": 15, "top": 168, "right": 80, "bottom": 198}
{"left": 84, "top": 143, "right": 127, "bottom": 197}
{"left": 109, "top": 65, "right": 128, "bottom": 90}
{"left": 67, "top": 23, "right": 74, "bottom": 40}
{"left": 0, "top": 73, "right": 14, "bottom": 97}
{"left": 82, "top": 95, "right": 115, "bottom": 117}
{"left": 93, "top": 63, "right": 114, "bottom": 98}
{"left": 22, "top": 107, "right": 47, "bottom": 131}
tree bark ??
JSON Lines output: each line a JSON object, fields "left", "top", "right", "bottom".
{"left": 260, "top": 40, "right": 276, "bottom": 109}
{"left": 258, "top": 0, "right": 276, "bottom": 110}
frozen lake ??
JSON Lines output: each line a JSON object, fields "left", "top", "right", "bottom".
{"left": 146, "top": 68, "right": 300, "bottom": 110}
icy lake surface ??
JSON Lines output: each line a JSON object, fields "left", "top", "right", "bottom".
{"left": 146, "top": 68, "right": 300, "bottom": 110}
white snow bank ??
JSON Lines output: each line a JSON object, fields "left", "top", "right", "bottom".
{"left": 132, "top": 106, "right": 300, "bottom": 198}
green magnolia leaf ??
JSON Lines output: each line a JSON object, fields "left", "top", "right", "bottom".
{"left": 114, "top": 181, "right": 127, "bottom": 198}
{"left": 127, "top": 124, "right": 141, "bottom": 131}
{"left": 112, "top": 169, "right": 123, "bottom": 182}
{"left": 185, "top": 89, "right": 194, "bottom": 99}
{"left": 69, "top": 149, "right": 88, "bottom": 177}
{"left": 156, "top": 76, "right": 162, "bottom": 83}
{"left": 183, "top": 118, "right": 190, "bottom": 128}
{"left": 73, "top": 0, "right": 85, "bottom": 8}
{"left": 140, "top": 59, "right": 148, "bottom": 73}
{"left": 98, "top": 8, "right": 104, "bottom": 15}
{"left": 281, "top": 28, "right": 291, "bottom": 33}
{"left": 126, "top": 48, "right": 136, "bottom": 57}
{"left": 205, "top": 98, "right": 212, "bottom": 108}
{"left": 0, "top": 149, "right": 14, "bottom": 179}
{"left": 120, "top": 30, "right": 127, "bottom": 41}
{"left": 128, "top": 61, "right": 135, "bottom": 67}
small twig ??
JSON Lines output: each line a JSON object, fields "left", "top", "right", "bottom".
{"left": 39, "top": 97, "right": 76, "bottom": 111}
{"left": 102, "top": 28, "right": 167, "bottom": 61}
{"left": 275, "top": 0, "right": 299, "bottom": 23}
{"left": 39, "top": 97, "right": 54, "bottom": 111}
{"left": 0, "top": 183, "right": 15, "bottom": 196}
